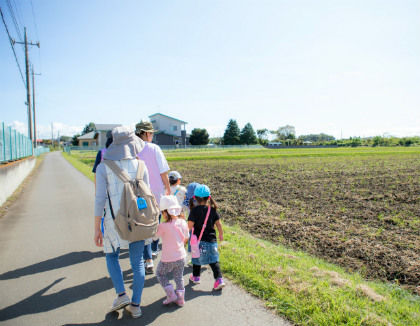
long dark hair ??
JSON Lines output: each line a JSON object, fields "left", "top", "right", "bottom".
{"left": 189, "top": 196, "right": 218, "bottom": 211}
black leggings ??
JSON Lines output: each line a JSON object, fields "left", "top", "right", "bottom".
{"left": 193, "top": 262, "right": 222, "bottom": 279}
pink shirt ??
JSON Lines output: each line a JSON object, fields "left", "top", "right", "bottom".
{"left": 156, "top": 219, "right": 189, "bottom": 262}
{"left": 137, "top": 142, "right": 169, "bottom": 205}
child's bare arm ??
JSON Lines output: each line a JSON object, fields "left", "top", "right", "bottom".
{"left": 188, "top": 221, "right": 194, "bottom": 231}
{"left": 215, "top": 220, "right": 223, "bottom": 242}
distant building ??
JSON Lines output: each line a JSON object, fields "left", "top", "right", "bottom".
{"left": 267, "top": 141, "right": 282, "bottom": 148}
{"left": 95, "top": 124, "right": 121, "bottom": 147}
{"left": 149, "top": 113, "right": 189, "bottom": 146}
{"left": 77, "top": 123, "right": 121, "bottom": 147}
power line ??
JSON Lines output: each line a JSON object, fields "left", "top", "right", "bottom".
{"left": 5, "top": 0, "right": 22, "bottom": 42}
{"left": 29, "top": 0, "right": 39, "bottom": 41}
{"left": 0, "top": 6, "right": 26, "bottom": 87}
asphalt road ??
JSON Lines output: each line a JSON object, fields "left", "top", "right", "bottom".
{"left": 0, "top": 152, "right": 290, "bottom": 326}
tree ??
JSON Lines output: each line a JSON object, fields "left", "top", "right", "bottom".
{"left": 189, "top": 128, "right": 209, "bottom": 145}
{"left": 82, "top": 122, "right": 96, "bottom": 135}
{"left": 209, "top": 137, "right": 222, "bottom": 145}
{"left": 223, "top": 119, "right": 241, "bottom": 145}
{"left": 273, "top": 125, "right": 296, "bottom": 140}
{"left": 257, "top": 128, "right": 269, "bottom": 145}
{"left": 71, "top": 134, "right": 80, "bottom": 146}
{"left": 240, "top": 123, "right": 258, "bottom": 145}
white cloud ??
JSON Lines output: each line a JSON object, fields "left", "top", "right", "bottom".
{"left": 10, "top": 121, "right": 84, "bottom": 139}
{"left": 11, "top": 121, "right": 27, "bottom": 135}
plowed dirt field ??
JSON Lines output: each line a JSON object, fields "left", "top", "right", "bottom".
{"left": 170, "top": 153, "right": 420, "bottom": 291}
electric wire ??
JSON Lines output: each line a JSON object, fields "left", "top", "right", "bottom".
{"left": 29, "top": 0, "right": 41, "bottom": 73}
{"left": 29, "top": 0, "right": 39, "bottom": 41}
{"left": 5, "top": 0, "right": 22, "bottom": 43}
{"left": 0, "top": 6, "right": 26, "bottom": 87}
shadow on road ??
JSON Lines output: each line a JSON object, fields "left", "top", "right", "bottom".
{"left": 60, "top": 281, "right": 222, "bottom": 326}
{"left": 0, "top": 252, "right": 215, "bottom": 324}
{"left": 0, "top": 251, "right": 107, "bottom": 280}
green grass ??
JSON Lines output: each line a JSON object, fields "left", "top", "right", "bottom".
{"left": 220, "top": 225, "right": 419, "bottom": 326}
{"left": 63, "top": 150, "right": 420, "bottom": 325}
{"left": 68, "top": 147, "right": 420, "bottom": 164}
{"left": 62, "top": 152, "right": 94, "bottom": 182}
{"left": 163, "top": 147, "right": 420, "bottom": 161}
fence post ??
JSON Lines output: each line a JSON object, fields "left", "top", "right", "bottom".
{"left": 2, "top": 122, "right": 5, "bottom": 162}
{"left": 14, "top": 129, "right": 17, "bottom": 160}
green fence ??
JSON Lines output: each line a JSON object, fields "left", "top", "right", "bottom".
{"left": 0, "top": 122, "right": 50, "bottom": 163}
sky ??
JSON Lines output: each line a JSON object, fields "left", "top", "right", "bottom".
{"left": 1, "top": 0, "right": 419, "bottom": 140}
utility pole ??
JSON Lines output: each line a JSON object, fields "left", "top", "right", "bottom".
{"left": 13, "top": 27, "right": 40, "bottom": 143}
{"left": 31, "top": 66, "right": 41, "bottom": 148}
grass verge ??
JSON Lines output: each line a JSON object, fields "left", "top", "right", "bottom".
{"left": 63, "top": 150, "right": 420, "bottom": 325}
{"left": 220, "top": 225, "right": 419, "bottom": 326}
{"left": 62, "top": 152, "right": 94, "bottom": 182}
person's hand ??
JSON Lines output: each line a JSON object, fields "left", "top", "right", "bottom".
{"left": 219, "top": 234, "right": 224, "bottom": 242}
{"left": 165, "top": 188, "right": 171, "bottom": 195}
{"left": 94, "top": 229, "right": 103, "bottom": 247}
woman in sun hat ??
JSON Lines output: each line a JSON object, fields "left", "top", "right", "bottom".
{"left": 94, "top": 126, "right": 149, "bottom": 318}
{"left": 135, "top": 121, "right": 171, "bottom": 273}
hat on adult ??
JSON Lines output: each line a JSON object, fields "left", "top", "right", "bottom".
{"left": 135, "top": 121, "right": 158, "bottom": 134}
{"left": 103, "top": 126, "right": 144, "bottom": 160}
{"left": 194, "top": 184, "right": 211, "bottom": 198}
{"left": 168, "top": 171, "right": 182, "bottom": 182}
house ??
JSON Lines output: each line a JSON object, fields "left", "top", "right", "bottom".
{"left": 149, "top": 113, "right": 188, "bottom": 146}
{"left": 77, "top": 123, "right": 121, "bottom": 147}
{"left": 95, "top": 124, "right": 121, "bottom": 147}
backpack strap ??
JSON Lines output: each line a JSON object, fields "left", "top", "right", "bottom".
{"left": 192, "top": 205, "right": 212, "bottom": 243}
{"left": 136, "top": 159, "right": 145, "bottom": 181}
{"left": 103, "top": 160, "right": 131, "bottom": 183}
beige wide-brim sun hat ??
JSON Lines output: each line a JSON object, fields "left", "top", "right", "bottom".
{"left": 103, "top": 126, "right": 144, "bottom": 161}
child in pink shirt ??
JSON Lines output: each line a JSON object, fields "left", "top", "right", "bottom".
{"left": 155, "top": 195, "right": 189, "bottom": 306}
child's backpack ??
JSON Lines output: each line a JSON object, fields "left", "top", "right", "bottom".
{"left": 103, "top": 159, "right": 159, "bottom": 242}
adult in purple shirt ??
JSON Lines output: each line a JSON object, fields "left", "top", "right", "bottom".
{"left": 135, "top": 121, "right": 171, "bottom": 273}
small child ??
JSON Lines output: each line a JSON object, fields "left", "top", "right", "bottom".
{"left": 155, "top": 195, "right": 189, "bottom": 306}
{"left": 188, "top": 184, "right": 225, "bottom": 290}
{"left": 169, "top": 171, "right": 187, "bottom": 212}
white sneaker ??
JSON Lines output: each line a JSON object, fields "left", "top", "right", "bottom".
{"left": 152, "top": 251, "right": 158, "bottom": 259}
{"left": 126, "top": 304, "right": 142, "bottom": 318}
{"left": 145, "top": 260, "right": 154, "bottom": 274}
{"left": 110, "top": 293, "right": 130, "bottom": 312}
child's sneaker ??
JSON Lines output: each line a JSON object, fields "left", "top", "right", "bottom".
{"left": 145, "top": 260, "right": 154, "bottom": 274}
{"left": 213, "top": 277, "right": 226, "bottom": 290}
{"left": 189, "top": 274, "right": 200, "bottom": 284}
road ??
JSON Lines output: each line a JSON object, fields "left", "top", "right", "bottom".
{"left": 0, "top": 152, "right": 290, "bottom": 326}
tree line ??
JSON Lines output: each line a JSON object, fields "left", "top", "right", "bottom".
{"left": 66, "top": 121, "right": 420, "bottom": 147}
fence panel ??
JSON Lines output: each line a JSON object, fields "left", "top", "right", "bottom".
{"left": 0, "top": 122, "right": 37, "bottom": 163}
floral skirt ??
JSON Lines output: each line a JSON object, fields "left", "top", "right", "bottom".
{"left": 191, "top": 241, "right": 219, "bottom": 265}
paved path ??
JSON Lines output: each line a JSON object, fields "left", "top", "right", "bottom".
{"left": 0, "top": 152, "right": 290, "bottom": 326}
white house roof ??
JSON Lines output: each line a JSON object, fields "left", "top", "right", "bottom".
{"left": 77, "top": 131, "right": 96, "bottom": 140}
{"left": 94, "top": 124, "right": 122, "bottom": 131}
{"left": 149, "top": 113, "right": 187, "bottom": 124}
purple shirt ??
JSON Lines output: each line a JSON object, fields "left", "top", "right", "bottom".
{"left": 137, "top": 142, "right": 169, "bottom": 205}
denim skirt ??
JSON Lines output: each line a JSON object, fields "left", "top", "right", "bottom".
{"left": 191, "top": 241, "right": 219, "bottom": 265}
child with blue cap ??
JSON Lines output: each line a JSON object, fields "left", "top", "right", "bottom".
{"left": 188, "top": 184, "right": 225, "bottom": 290}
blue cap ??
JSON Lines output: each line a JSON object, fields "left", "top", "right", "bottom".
{"left": 194, "top": 184, "right": 211, "bottom": 198}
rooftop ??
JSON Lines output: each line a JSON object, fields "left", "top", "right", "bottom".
{"left": 149, "top": 113, "right": 187, "bottom": 124}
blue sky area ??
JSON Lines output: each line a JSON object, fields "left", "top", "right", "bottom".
{"left": 1, "top": 0, "right": 419, "bottom": 139}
